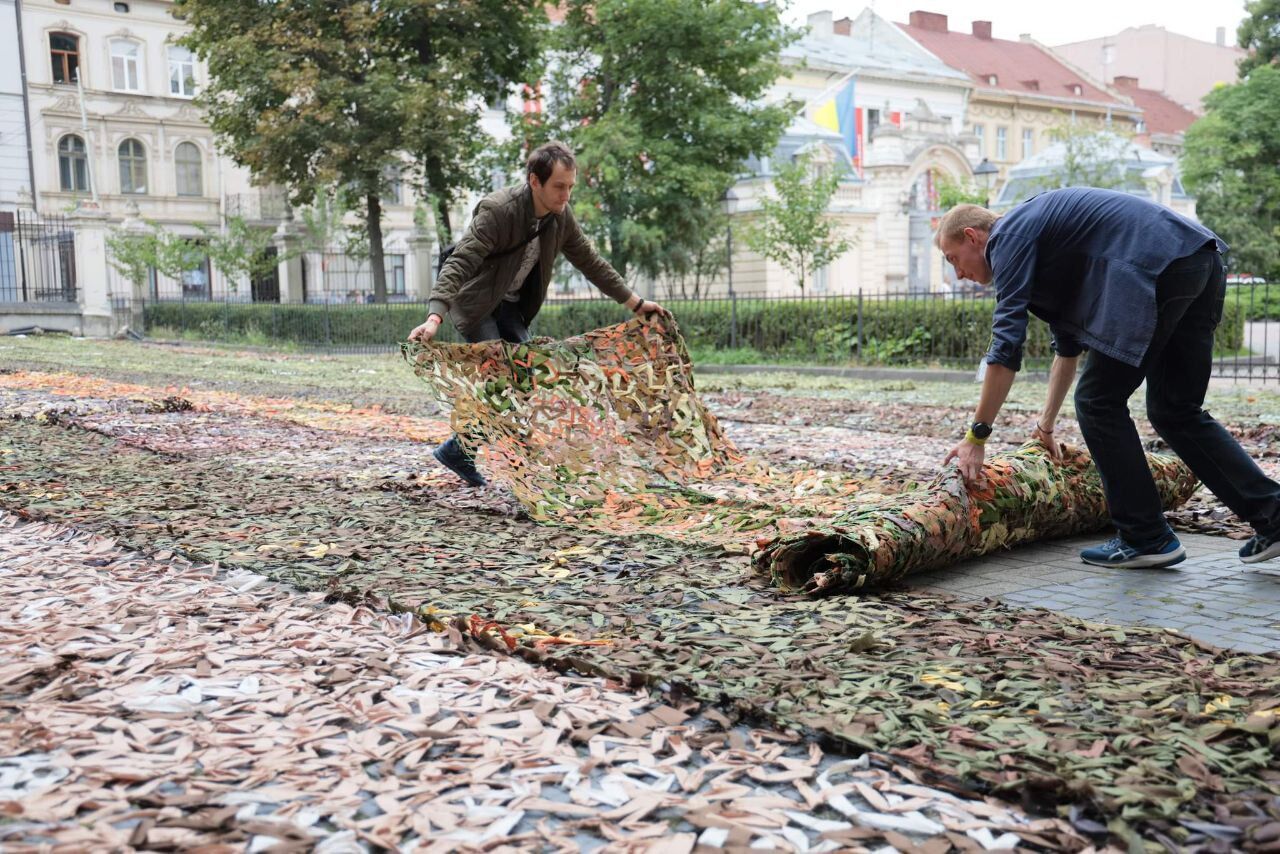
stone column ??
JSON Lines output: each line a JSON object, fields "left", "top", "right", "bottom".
{"left": 405, "top": 227, "right": 435, "bottom": 302}
{"left": 274, "top": 215, "right": 306, "bottom": 304}
{"left": 68, "top": 203, "right": 113, "bottom": 337}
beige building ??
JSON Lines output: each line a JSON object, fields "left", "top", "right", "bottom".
{"left": 1053, "top": 25, "right": 1245, "bottom": 113}
{"left": 12, "top": 0, "right": 438, "bottom": 333}
{"left": 897, "top": 12, "right": 1143, "bottom": 189}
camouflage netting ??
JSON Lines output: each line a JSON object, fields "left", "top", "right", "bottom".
{"left": 756, "top": 444, "right": 1199, "bottom": 593}
{"left": 404, "top": 318, "right": 1200, "bottom": 590}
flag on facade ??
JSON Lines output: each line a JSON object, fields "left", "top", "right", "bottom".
{"left": 812, "top": 79, "right": 858, "bottom": 171}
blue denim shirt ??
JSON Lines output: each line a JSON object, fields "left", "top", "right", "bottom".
{"left": 984, "top": 188, "right": 1226, "bottom": 370}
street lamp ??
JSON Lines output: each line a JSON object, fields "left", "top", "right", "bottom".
{"left": 722, "top": 186, "right": 739, "bottom": 350}
{"left": 973, "top": 158, "right": 999, "bottom": 207}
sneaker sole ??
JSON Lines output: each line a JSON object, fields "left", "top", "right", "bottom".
{"left": 1081, "top": 545, "right": 1186, "bottom": 569}
{"left": 1241, "top": 540, "right": 1280, "bottom": 564}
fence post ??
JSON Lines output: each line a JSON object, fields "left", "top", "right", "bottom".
{"left": 324, "top": 299, "right": 332, "bottom": 346}
{"left": 855, "top": 288, "right": 863, "bottom": 362}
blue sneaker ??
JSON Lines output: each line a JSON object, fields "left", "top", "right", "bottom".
{"left": 1080, "top": 536, "right": 1185, "bottom": 568}
{"left": 1239, "top": 532, "right": 1280, "bottom": 564}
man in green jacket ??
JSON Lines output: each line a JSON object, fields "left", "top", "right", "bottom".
{"left": 409, "top": 141, "right": 666, "bottom": 487}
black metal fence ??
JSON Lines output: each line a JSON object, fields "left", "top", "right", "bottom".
{"left": 135, "top": 284, "right": 1280, "bottom": 381}
{"left": 0, "top": 211, "right": 77, "bottom": 303}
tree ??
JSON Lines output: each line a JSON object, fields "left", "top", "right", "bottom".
{"left": 1238, "top": 0, "right": 1280, "bottom": 78}
{"left": 659, "top": 207, "right": 729, "bottom": 300}
{"left": 935, "top": 174, "right": 988, "bottom": 210}
{"left": 177, "top": 0, "right": 543, "bottom": 301}
{"left": 515, "top": 0, "right": 796, "bottom": 281}
{"left": 742, "top": 152, "right": 853, "bottom": 292}
{"left": 199, "top": 216, "right": 287, "bottom": 296}
{"left": 1027, "top": 123, "right": 1130, "bottom": 194}
{"left": 1183, "top": 65, "right": 1280, "bottom": 282}
{"left": 106, "top": 224, "right": 206, "bottom": 293}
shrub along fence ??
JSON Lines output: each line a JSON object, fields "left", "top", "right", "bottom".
{"left": 143, "top": 289, "right": 1248, "bottom": 370}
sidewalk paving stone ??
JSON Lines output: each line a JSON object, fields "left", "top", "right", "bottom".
{"left": 913, "top": 532, "right": 1280, "bottom": 653}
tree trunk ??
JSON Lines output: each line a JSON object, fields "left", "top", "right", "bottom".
{"left": 422, "top": 155, "right": 453, "bottom": 242}
{"left": 366, "top": 193, "right": 384, "bottom": 303}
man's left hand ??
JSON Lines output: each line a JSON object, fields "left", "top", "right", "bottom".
{"left": 943, "top": 439, "right": 986, "bottom": 487}
{"left": 633, "top": 298, "right": 668, "bottom": 317}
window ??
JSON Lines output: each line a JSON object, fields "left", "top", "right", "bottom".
{"left": 168, "top": 46, "right": 195, "bottom": 97}
{"left": 175, "top": 142, "right": 202, "bottom": 196}
{"left": 866, "top": 108, "right": 881, "bottom": 139}
{"left": 50, "top": 33, "right": 80, "bottom": 84}
{"left": 986, "top": 74, "right": 998, "bottom": 86}
{"left": 58, "top": 134, "right": 89, "bottom": 192}
{"left": 180, "top": 240, "right": 210, "bottom": 299}
{"left": 114, "top": 2, "right": 130, "bottom": 11}
{"left": 110, "top": 39, "right": 141, "bottom": 91}
{"left": 996, "top": 126, "right": 1008, "bottom": 160}
{"left": 1022, "top": 128, "right": 1034, "bottom": 159}
{"left": 381, "top": 165, "right": 403, "bottom": 206}
{"left": 972, "top": 124, "right": 985, "bottom": 156}
{"left": 385, "top": 254, "right": 406, "bottom": 295}
{"left": 118, "top": 138, "right": 147, "bottom": 194}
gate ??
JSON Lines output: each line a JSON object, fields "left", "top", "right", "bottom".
{"left": 0, "top": 211, "right": 77, "bottom": 302}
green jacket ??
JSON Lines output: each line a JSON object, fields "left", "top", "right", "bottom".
{"left": 428, "top": 183, "right": 634, "bottom": 334}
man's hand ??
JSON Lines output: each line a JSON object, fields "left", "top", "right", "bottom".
{"left": 408, "top": 314, "right": 443, "bottom": 343}
{"left": 627, "top": 295, "right": 669, "bottom": 317}
{"left": 1032, "top": 422, "right": 1063, "bottom": 461}
{"left": 944, "top": 439, "right": 986, "bottom": 487}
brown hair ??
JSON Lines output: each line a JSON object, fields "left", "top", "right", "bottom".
{"left": 526, "top": 141, "right": 576, "bottom": 184}
{"left": 934, "top": 204, "right": 1000, "bottom": 247}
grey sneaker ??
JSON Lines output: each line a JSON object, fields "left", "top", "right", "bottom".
{"left": 1239, "top": 533, "right": 1280, "bottom": 564}
{"left": 433, "top": 440, "right": 486, "bottom": 488}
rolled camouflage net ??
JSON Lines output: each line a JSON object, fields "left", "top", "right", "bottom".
{"left": 406, "top": 319, "right": 1201, "bottom": 591}
{"left": 754, "top": 443, "right": 1199, "bottom": 594}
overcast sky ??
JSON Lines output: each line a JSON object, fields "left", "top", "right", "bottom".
{"left": 783, "top": 0, "right": 1250, "bottom": 47}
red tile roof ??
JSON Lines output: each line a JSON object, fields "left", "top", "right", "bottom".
{"left": 1112, "top": 77, "right": 1199, "bottom": 135}
{"left": 898, "top": 13, "right": 1126, "bottom": 106}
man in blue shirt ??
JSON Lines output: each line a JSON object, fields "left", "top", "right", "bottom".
{"left": 938, "top": 188, "right": 1280, "bottom": 569}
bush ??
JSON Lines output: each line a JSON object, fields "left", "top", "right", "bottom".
{"left": 144, "top": 293, "right": 1246, "bottom": 366}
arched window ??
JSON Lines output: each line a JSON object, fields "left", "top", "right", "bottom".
{"left": 110, "top": 39, "right": 141, "bottom": 91}
{"left": 50, "top": 32, "right": 80, "bottom": 84}
{"left": 175, "top": 142, "right": 202, "bottom": 196}
{"left": 58, "top": 134, "right": 89, "bottom": 192}
{"left": 118, "top": 138, "right": 147, "bottom": 194}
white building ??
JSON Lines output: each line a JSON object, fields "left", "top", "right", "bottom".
{"left": 1, "top": 0, "right": 34, "bottom": 212}
{"left": 712, "top": 7, "right": 981, "bottom": 296}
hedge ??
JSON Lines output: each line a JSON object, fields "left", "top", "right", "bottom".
{"left": 144, "top": 293, "right": 1246, "bottom": 366}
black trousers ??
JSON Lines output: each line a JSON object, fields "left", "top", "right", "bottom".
{"left": 1074, "top": 248, "right": 1280, "bottom": 548}
{"left": 438, "top": 301, "right": 532, "bottom": 459}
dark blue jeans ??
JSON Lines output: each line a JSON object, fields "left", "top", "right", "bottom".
{"left": 1074, "top": 249, "right": 1280, "bottom": 548}
{"left": 439, "top": 301, "right": 532, "bottom": 459}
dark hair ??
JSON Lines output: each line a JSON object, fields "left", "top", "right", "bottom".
{"left": 526, "top": 141, "right": 576, "bottom": 184}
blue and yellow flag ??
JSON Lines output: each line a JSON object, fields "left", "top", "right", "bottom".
{"left": 812, "top": 79, "right": 857, "bottom": 166}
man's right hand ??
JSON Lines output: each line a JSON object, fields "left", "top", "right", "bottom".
{"left": 409, "top": 314, "right": 443, "bottom": 343}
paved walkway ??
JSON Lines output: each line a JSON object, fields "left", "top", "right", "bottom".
{"left": 913, "top": 533, "right": 1280, "bottom": 654}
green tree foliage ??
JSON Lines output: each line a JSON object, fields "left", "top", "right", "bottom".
{"left": 742, "top": 152, "right": 853, "bottom": 292}
{"left": 176, "top": 0, "right": 543, "bottom": 301}
{"left": 106, "top": 224, "right": 205, "bottom": 291}
{"left": 516, "top": 0, "right": 796, "bottom": 281}
{"left": 934, "top": 174, "right": 988, "bottom": 210}
{"left": 1183, "top": 65, "right": 1280, "bottom": 281}
{"left": 1237, "top": 0, "right": 1280, "bottom": 77}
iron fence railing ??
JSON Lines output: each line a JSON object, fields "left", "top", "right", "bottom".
{"left": 131, "top": 284, "right": 1279, "bottom": 381}
{"left": 0, "top": 211, "right": 78, "bottom": 303}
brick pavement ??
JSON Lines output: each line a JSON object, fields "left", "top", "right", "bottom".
{"left": 912, "top": 533, "right": 1280, "bottom": 654}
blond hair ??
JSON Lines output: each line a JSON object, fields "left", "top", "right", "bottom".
{"left": 934, "top": 204, "right": 1000, "bottom": 247}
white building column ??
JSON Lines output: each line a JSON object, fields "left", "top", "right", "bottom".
{"left": 69, "top": 204, "right": 113, "bottom": 337}
{"left": 405, "top": 227, "right": 435, "bottom": 301}
{"left": 274, "top": 217, "right": 306, "bottom": 304}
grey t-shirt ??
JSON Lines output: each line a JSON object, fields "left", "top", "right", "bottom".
{"left": 504, "top": 218, "right": 548, "bottom": 302}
